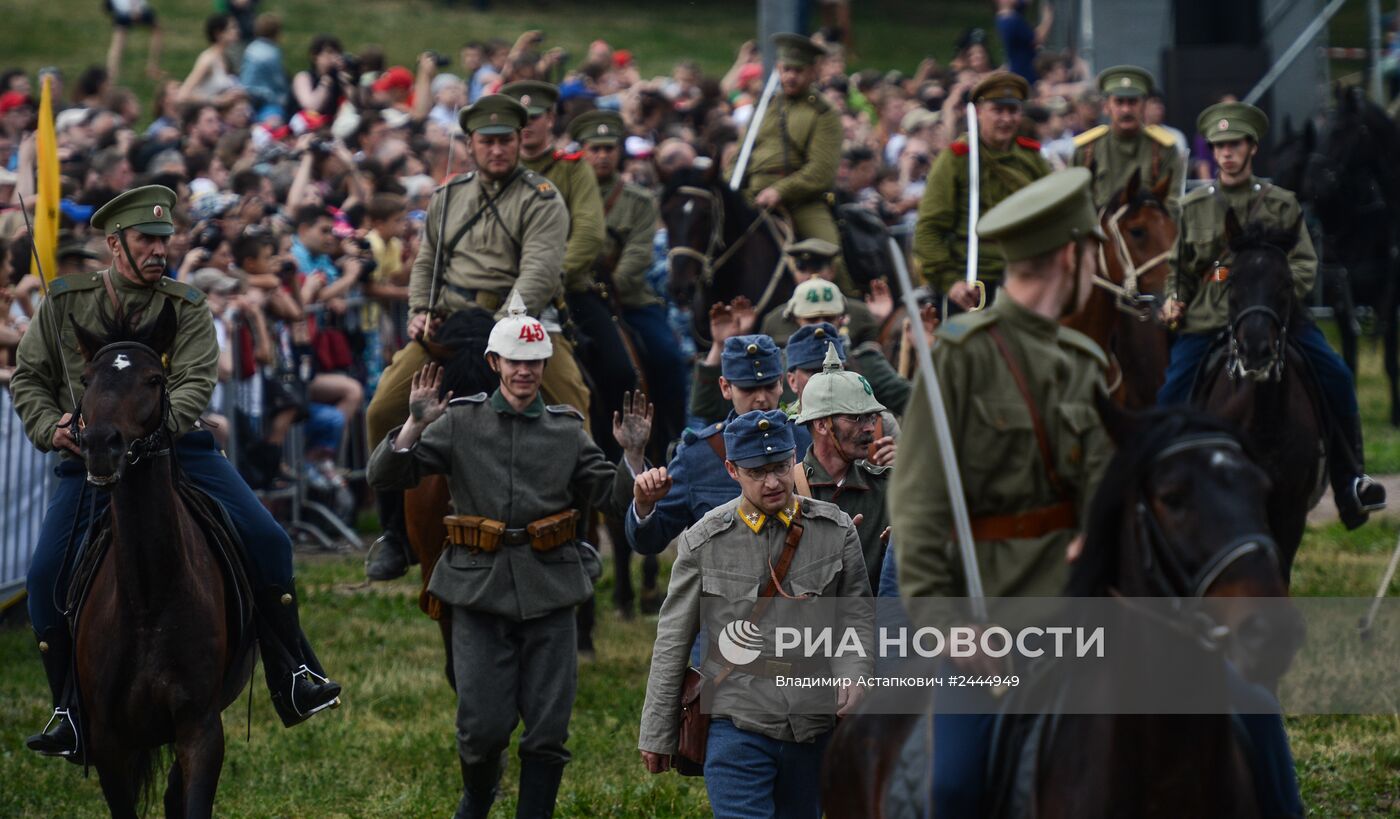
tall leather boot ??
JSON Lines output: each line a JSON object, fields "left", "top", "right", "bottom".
{"left": 1333, "top": 415, "right": 1386, "bottom": 531}
{"left": 255, "top": 585, "right": 342, "bottom": 727}
{"left": 515, "top": 758, "right": 566, "bottom": 819}
{"left": 366, "top": 489, "right": 411, "bottom": 581}
{"left": 453, "top": 753, "right": 503, "bottom": 819}
{"left": 25, "top": 627, "right": 82, "bottom": 760}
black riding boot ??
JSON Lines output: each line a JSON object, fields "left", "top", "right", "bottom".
{"left": 25, "top": 627, "right": 82, "bottom": 760}
{"left": 453, "top": 754, "right": 503, "bottom": 819}
{"left": 255, "top": 585, "right": 342, "bottom": 727}
{"left": 515, "top": 758, "right": 566, "bottom": 819}
{"left": 365, "top": 489, "right": 411, "bottom": 581}
{"left": 1333, "top": 415, "right": 1386, "bottom": 530}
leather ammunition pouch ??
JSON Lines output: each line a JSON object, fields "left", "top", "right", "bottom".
{"left": 444, "top": 509, "right": 580, "bottom": 553}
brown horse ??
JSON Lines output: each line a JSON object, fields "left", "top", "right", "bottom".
{"left": 71, "top": 302, "right": 254, "bottom": 818}
{"left": 823, "top": 402, "right": 1301, "bottom": 818}
{"left": 1063, "top": 169, "right": 1176, "bottom": 408}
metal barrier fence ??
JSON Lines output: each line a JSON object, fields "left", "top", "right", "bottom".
{"left": 1, "top": 387, "right": 57, "bottom": 608}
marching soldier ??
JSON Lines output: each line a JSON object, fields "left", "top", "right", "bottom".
{"left": 731, "top": 33, "right": 852, "bottom": 294}
{"left": 892, "top": 169, "right": 1113, "bottom": 817}
{"left": 794, "top": 343, "right": 894, "bottom": 594}
{"left": 761, "top": 238, "right": 880, "bottom": 346}
{"left": 637, "top": 409, "right": 871, "bottom": 819}
{"left": 362, "top": 94, "right": 589, "bottom": 581}
{"left": 913, "top": 70, "right": 1051, "bottom": 311}
{"left": 1070, "top": 65, "right": 1186, "bottom": 209}
{"left": 1159, "top": 101, "right": 1384, "bottom": 529}
{"left": 366, "top": 296, "right": 634, "bottom": 819}
{"left": 14, "top": 185, "right": 340, "bottom": 759}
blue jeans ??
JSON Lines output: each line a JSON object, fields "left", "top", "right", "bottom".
{"left": 704, "top": 718, "right": 831, "bottom": 819}
{"left": 27, "top": 431, "right": 294, "bottom": 633}
{"left": 1158, "top": 325, "right": 1357, "bottom": 419}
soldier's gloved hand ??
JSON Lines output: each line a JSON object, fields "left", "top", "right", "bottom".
{"left": 640, "top": 750, "right": 672, "bottom": 774}
{"left": 633, "top": 467, "right": 673, "bottom": 519}
{"left": 613, "top": 390, "right": 654, "bottom": 469}
{"left": 51, "top": 412, "right": 82, "bottom": 457}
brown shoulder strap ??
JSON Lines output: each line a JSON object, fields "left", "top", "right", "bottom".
{"left": 705, "top": 433, "right": 726, "bottom": 460}
{"left": 713, "top": 520, "right": 805, "bottom": 686}
{"left": 603, "top": 181, "right": 625, "bottom": 215}
{"left": 100, "top": 269, "right": 121, "bottom": 316}
{"left": 986, "top": 326, "right": 1070, "bottom": 501}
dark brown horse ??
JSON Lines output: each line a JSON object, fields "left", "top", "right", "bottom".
{"left": 71, "top": 302, "right": 254, "bottom": 818}
{"left": 1063, "top": 169, "right": 1176, "bottom": 408}
{"left": 822, "top": 403, "right": 1301, "bottom": 818}
{"left": 1197, "top": 214, "right": 1326, "bottom": 581}
{"left": 661, "top": 165, "right": 794, "bottom": 346}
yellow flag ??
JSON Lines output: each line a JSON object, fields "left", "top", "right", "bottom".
{"left": 33, "top": 74, "right": 60, "bottom": 282}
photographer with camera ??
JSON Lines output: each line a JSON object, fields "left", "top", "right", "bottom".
{"left": 292, "top": 34, "right": 358, "bottom": 119}
{"left": 286, "top": 132, "right": 370, "bottom": 212}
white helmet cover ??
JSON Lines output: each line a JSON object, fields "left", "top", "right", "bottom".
{"left": 486, "top": 291, "right": 554, "bottom": 361}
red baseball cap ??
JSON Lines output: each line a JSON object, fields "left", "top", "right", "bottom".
{"left": 0, "top": 91, "right": 35, "bottom": 114}
{"left": 612, "top": 50, "right": 634, "bottom": 68}
{"left": 372, "top": 66, "right": 415, "bottom": 93}
{"left": 737, "top": 64, "right": 763, "bottom": 86}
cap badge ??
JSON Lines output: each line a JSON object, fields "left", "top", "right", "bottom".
{"left": 520, "top": 94, "right": 532, "bottom": 107}
{"left": 1119, "top": 77, "right": 1130, "bottom": 87}
{"left": 152, "top": 205, "right": 164, "bottom": 218}
{"left": 598, "top": 124, "right": 609, "bottom": 134}
{"left": 1218, "top": 119, "right": 1229, "bottom": 130}
{"left": 746, "top": 343, "right": 759, "bottom": 355}
{"left": 489, "top": 113, "right": 499, "bottom": 123}
{"left": 758, "top": 419, "right": 771, "bottom": 431}
{"left": 814, "top": 328, "right": 826, "bottom": 338}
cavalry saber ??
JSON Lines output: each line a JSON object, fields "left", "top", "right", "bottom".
{"left": 1359, "top": 529, "right": 1400, "bottom": 638}
{"left": 729, "top": 68, "right": 781, "bottom": 193}
{"left": 17, "top": 193, "right": 79, "bottom": 415}
{"left": 962, "top": 101, "right": 986, "bottom": 311}
{"left": 888, "top": 236, "right": 988, "bottom": 622}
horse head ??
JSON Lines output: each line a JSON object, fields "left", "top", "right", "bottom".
{"left": 661, "top": 164, "right": 723, "bottom": 308}
{"left": 1224, "top": 211, "right": 1302, "bottom": 383}
{"left": 1079, "top": 399, "right": 1302, "bottom": 687}
{"left": 1101, "top": 168, "right": 1178, "bottom": 301}
{"left": 72, "top": 301, "right": 178, "bottom": 487}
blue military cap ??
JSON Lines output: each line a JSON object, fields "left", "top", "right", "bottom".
{"left": 786, "top": 322, "right": 845, "bottom": 372}
{"left": 724, "top": 409, "right": 796, "bottom": 468}
{"left": 721, "top": 334, "right": 783, "bottom": 387}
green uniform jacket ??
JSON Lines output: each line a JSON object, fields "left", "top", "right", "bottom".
{"left": 597, "top": 176, "right": 661, "bottom": 308}
{"left": 890, "top": 296, "right": 1112, "bottom": 622}
{"left": 913, "top": 135, "right": 1051, "bottom": 292}
{"left": 1070, "top": 124, "right": 1186, "bottom": 211}
{"left": 801, "top": 449, "right": 892, "bottom": 594}
{"left": 732, "top": 87, "right": 842, "bottom": 207}
{"left": 637, "top": 495, "right": 871, "bottom": 753}
{"left": 409, "top": 167, "right": 568, "bottom": 317}
{"left": 522, "top": 149, "right": 606, "bottom": 294}
{"left": 11, "top": 270, "right": 217, "bottom": 452}
{"left": 366, "top": 390, "right": 632, "bottom": 622}
{"left": 1165, "top": 176, "right": 1316, "bottom": 335}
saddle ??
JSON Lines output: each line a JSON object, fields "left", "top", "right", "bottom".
{"left": 66, "top": 480, "right": 257, "bottom": 699}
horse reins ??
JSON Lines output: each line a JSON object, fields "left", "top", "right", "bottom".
{"left": 1115, "top": 433, "right": 1281, "bottom": 651}
{"left": 666, "top": 185, "right": 795, "bottom": 316}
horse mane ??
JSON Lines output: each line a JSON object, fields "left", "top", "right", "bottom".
{"left": 431, "top": 307, "right": 498, "bottom": 398}
{"left": 1068, "top": 407, "right": 1250, "bottom": 597}
{"left": 1227, "top": 219, "right": 1299, "bottom": 260}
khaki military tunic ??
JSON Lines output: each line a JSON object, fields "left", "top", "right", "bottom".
{"left": 1166, "top": 176, "right": 1316, "bottom": 335}
{"left": 408, "top": 167, "right": 568, "bottom": 318}
{"left": 1070, "top": 124, "right": 1186, "bottom": 211}
{"left": 597, "top": 176, "right": 661, "bottom": 309}
{"left": 366, "top": 389, "right": 632, "bottom": 622}
{"left": 800, "top": 451, "right": 892, "bottom": 594}
{"left": 913, "top": 135, "right": 1052, "bottom": 292}
{"left": 521, "top": 149, "right": 606, "bottom": 294}
{"left": 890, "top": 295, "right": 1111, "bottom": 624}
{"left": 11, "top": 270, "right": 217, "bottom": 451}
{"left": 637, "top": 495, "right": 871, "bottom": 753}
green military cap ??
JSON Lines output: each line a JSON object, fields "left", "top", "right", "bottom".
{"left": 569, "top": 109, "right": 624, "bottom": 146}
{"left": 977, "top": 167, "right": 1106, "bottom": 262}
{"left": 460, "top": 94, "right": 529, "bottom": 135}
{"left": 795, "top": 344, "right": 885, "bottom": 424}
{"left": 771, "top": 32, "right": 828, "bottom": 67}
{"left": 90, "top": 184, "right": 176, "bottom": 237}
{"left": 1197, "top": 101, "right": 1268, "bottom": 144}
{"left": 971, "top": 71, "right": 1030, "bottom": 106}
{"left": 1097, "top": 65, "right": 1154, "bottom": 99}
{"left": 785, "top": 237, "right": 841, "bottom": 262}
{"left": 500, "top": 80, "right": 560, "bottom": 115}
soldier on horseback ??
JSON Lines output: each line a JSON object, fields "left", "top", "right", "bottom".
{"left": 363, "top": 94, "right": 589, "bottom": 581}
{"left": 1159, "top": 101, "right": 1385, "bottom": 529}
{"left": 366, "top": 295, "right": 634, "bottom": 819}
{"left": 13, "top": 185, "right": 340, "bottom": 760}
{"left": 1070, "top": 65, "right": 1186, "bottom": 210}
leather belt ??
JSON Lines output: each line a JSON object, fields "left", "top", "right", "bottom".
{"left": 969, "top": 501, "right": 1077, "bottom": 541}
{"left": 444, "top": 283, "right": 504, "bottom": 312}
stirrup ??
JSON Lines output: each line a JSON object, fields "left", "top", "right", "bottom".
{"left": 1354, "top": 476, "right": 1386, "bottom": 513}
{"left": 289, "top": 665, "right": 341, "bottom": 718}
{"left": 29, "top": 708, "right": 79, "bottom": 756}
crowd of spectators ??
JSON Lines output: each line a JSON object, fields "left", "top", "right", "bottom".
{"left": 0, "top": 4, "right": 1191, "bottom": 520}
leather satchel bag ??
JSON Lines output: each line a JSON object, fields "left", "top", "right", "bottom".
{"left": 672, "top": 519, "right": 806, "bottom": 776}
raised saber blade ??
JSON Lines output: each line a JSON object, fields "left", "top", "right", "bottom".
{"left": 730, "top": 68, "right": 781, "bottom": 193}
{"left": 965, "top": 101, "right": 980, "bottom": 286}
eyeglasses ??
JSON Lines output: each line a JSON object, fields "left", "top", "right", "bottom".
{"left": 835, "top": 413, "right": 879, "bottom": 427}
{"left": 737, "top": 460, "right": 794, "bottom": 481}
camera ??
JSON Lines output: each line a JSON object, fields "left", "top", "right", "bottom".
{"left": 426, "top": 50, "right": 451, "bottom": 68}
{"left": 309, "top": 138, "right": 335, "bottom": 157}
{"left": 194, "top": 223, "right": 224, "bottom": 251}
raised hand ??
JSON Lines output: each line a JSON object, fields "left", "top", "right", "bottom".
{"left": 612, "top": 390, "right": 655, "bottom": 463}
{"left": 633, "top": 466, "right": 674, "bottom": 519}
{"left": 867, "top": 435, "right": 896, "bottom": 467}
{"left": 408, "top": 362, "right": 453, "bottom": 427}
{"left": 864, "top": 278, "right": 894, "bottom": 322}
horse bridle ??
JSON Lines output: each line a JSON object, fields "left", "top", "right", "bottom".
{"left": 75, "top": 341, "right": 173, "bottom": 480}
{"left": 665, "top": 185, "right": 795, "bottom": 316}
{"left": 665, "top": 186, "right": 726, "bottom": 281}
{"left": 1224, "top": 243, "right": 1293, "bottom": 383}
{"left": 1091, "top": 200, "right": 1171, "bottom": 321}
{"left": 1118, "top": 433, "right": 1281, "bottom": 651}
